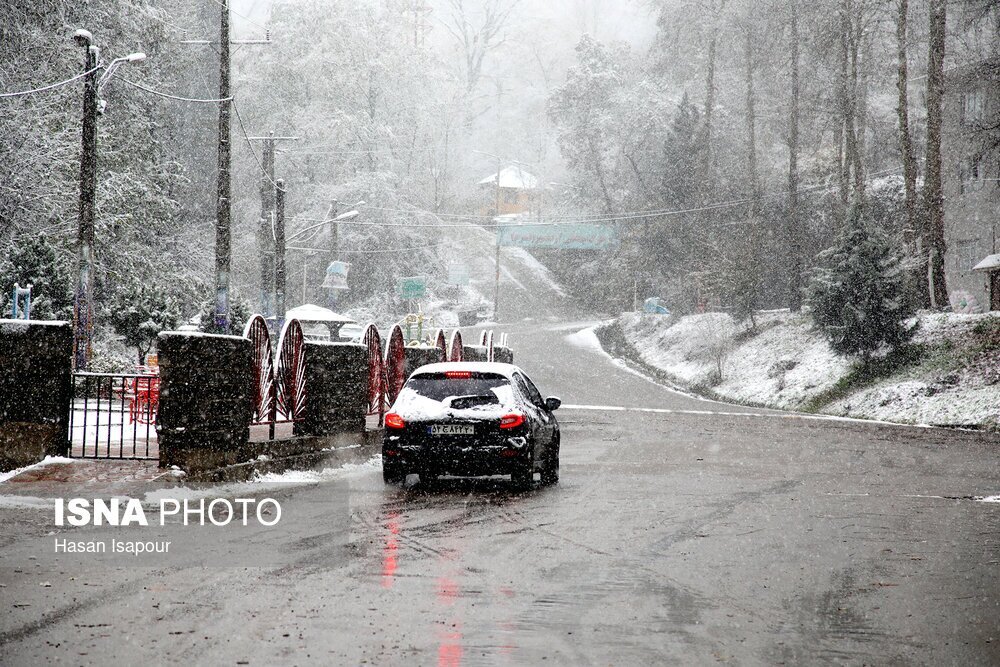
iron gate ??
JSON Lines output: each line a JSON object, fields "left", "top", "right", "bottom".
{"left": 68, "top": 372, "right": 158, "bottom": 459}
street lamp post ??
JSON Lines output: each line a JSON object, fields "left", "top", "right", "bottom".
{"left": 71, "top": 30, "right": 144, "bottom": 370}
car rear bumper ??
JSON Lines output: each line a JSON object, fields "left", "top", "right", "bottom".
{"left": 382, "top": 433, "right": 531, "bottom": 476}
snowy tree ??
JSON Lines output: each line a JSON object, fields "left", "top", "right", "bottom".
{"left": 548, "top": 35, "right": 630, "bottom": 214}
{"left": 807, "top": 204, "right": 917, "bottom": 362}
{"left": 0, "top": 236, "right": 74, "bottom": 320}
{"left": 109, "top": 284, "right": 180, "bottom": 365}
{"left": 197, "top": 292, "right": 252, "bottom": 336}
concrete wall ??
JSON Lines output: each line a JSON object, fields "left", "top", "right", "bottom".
{"left": 493, "top": 346, "right": 514, "bottom": 364}
{"left": 460, "top": 345, "right": 514, "bottom": 364}
{"left": 403, "top": 346, "right": 444, "bottom": 380}
{"left": 157, "top": 332, "right": 252, "bottom": 471}
{"left": 0, "top": 320, "right": 72, "bottom": 470}
{"left": 300, "top": 341, "right": 367, "bottom": 436}
{"left": 462, "top": 345, "right": 489, "bottom": 362}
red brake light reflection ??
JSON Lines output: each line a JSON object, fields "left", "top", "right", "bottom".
{"left": 499, "top": 414, "right": 524, "bottom": 429}
{"left": 445, "top": 371, "right": 472, "bottom": 379}
{"left": 385, "top": 413, "right": 406, "bottom": 429}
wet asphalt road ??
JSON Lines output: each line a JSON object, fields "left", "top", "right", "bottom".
{"left": 2, "top": 319, "right": 999, "bottom": 665}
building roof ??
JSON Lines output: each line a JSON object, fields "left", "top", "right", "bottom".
{"left": 478, "top": 165, "right": 539, "bottom": 190}
{"left": 285, "top": 303, "right": 356, "bottom": 323}
{"left": 972, "top": 253, "right": 1000, "bottom": 272}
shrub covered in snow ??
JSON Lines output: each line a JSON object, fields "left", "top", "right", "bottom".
{"left": 807, "top": 204, "right": 916, "bottom": 362}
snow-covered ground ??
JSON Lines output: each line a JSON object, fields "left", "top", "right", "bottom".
{"left": 609, "top": 310, "right": 1000, "bottom": 429}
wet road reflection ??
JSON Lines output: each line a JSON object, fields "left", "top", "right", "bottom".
{"left": 374, "top": 476, "right": 542, "bottom": 665}
{"left": 381, "top": 511, "right": 400, "bottom": 589}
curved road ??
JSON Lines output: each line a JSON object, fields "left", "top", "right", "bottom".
{"left": 2, "top": 318, "right": 999, "bottom": 665}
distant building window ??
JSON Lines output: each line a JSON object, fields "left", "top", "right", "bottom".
{"left": 503, "top": 189, "right": 519, "bottom": 205}
{"left": 962, "top": 88, "right": 985, "bottom": 124}
{"left": 958, "top": 155, "right": 985, "bottom": 194}
{"left": 955, "top": 239, "right": 981, "bottom": 272}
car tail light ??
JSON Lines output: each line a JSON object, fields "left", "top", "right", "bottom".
{"left": 445, "top": 371, "right": 472, "bottom": 379}
{"left": 385, "top": 413, "right": 406, "bottom": 429}
{"left": 499, "top": 413, "right": 524, "bottom": 429}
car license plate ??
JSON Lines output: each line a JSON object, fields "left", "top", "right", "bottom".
{"left": 428, "top": 424, "right": 474, "bottom": 436}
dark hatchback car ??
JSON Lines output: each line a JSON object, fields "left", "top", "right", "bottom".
{"left": 382, "top": 362, "right": 561, "bottom": 487}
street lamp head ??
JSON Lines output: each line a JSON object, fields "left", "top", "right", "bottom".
{"left": 334, "top": 210, "right": 359, "bottom": 222}
{"left": 125, "top": 52, "right": 146, "bottom": 62}
{"left": 73, "top": 29, "right": 94, "bottom": 47}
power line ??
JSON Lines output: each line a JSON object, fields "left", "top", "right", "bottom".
{"left": 286, "top": 145, "right": 444, "bottom": 156}
{"left": 284, "top": 167, "right": 906, "bottom": 232}
{"left": 290, "top": 241, "right": 451, "bottom": 254}
{"left": 206, "top": 0, "right": 269, "bottom": 31}
{"left": 0, "top": 64, "right": 102, "bottom": 99}
{"left": 119, "top": 77, "right": 232, "bottom": 103}
{"left": 358, "top": 167, "right": 905, "bottom": 226}
{"left": 232, "top": 98, "right": 280, "bottom": 188}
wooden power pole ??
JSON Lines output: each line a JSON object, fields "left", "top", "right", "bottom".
{"left": 72, "top": 31, "right": 99, "bottom": 370}
{"left": 247, "top": 132, "right": 298, "bottom": 319}
{"left": 182, "top": 0, "right": 271, "bottom": 333}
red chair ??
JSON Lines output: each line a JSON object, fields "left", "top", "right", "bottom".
{"left": 130, "top": 375, "right": 160, "bottom": 424}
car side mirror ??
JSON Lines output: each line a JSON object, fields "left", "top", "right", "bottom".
{"left": 544, "top": 396, "right": 561, "bottom": 411}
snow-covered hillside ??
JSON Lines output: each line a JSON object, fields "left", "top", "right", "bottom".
{"left": 603, "top": 310, "right": 1000, "bottom": 429}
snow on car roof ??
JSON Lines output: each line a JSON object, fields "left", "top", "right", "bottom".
{"left": 411, "top": 362, "right": 519, "bottom": 378}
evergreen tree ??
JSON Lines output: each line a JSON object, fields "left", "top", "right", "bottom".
{"left": 197, "top": 293, "right": 252, "bottom": 336}
{"left": 0, "top": 236, "right": 74, "bottom": 320}
{"left": 109, "top": 284, "right": 180, "bottom": 365}
{"left": 807, "top": 204, "right": 917, "bottom": 362}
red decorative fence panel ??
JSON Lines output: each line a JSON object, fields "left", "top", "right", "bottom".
{"left": 243, "top": 315, "right": 276, "bottom": 428}
{"left": 363, "top": 323, "right": 385, "bottom": 424}
{"left": 433, "top": 329, "right": 447, "bottom": 362}
{"left": 448, "top": 330, "right": 463, "bottom": 362}
{"left": 275, "top": 319, "right": 307, "bottom": 423}
{"left": 384, "top": 324, "right": 406, "bottom": 407}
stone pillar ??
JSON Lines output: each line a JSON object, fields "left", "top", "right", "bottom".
{"left": 0, "top": 320, "right": 72, "bottom": 470}
{"left": 157, "top": 332, "right": 252, "bottom": 471}
{"left": 300, "top": 341, "right": 367, "bottom": 436}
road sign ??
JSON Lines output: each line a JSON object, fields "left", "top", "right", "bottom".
{"left": 396, "top": 276, "right": 427, "bottom": 299}
{"left": 497, "top": 223, "right": 618, "bottom": 250}
{"left": 447, "top": 263, "right": 470, "bottom": 286}
{"left": 322, "top": 261, "right": 350, "bottom": 290}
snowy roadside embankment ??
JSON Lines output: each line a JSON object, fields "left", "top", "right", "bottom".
{"left": 599, "top": 310, "right": 1000, "bottom": 430}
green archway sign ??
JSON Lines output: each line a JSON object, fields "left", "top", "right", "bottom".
{"left": 396, "top": 276, "right": 427, "bottom": 300}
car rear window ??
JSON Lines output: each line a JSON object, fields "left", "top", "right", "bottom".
{"left": 404, "top": 372, "right": 511, "bottom": 403}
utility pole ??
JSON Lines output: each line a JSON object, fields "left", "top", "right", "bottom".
{"left": 72, "top": 30, "right": 99, "bottom": 370}
{"left": 275, "top": 179, "right": 286, "bottom": 330}
{"left": 182, "top": 2, "right": 270, "bottom": 333}
{"left": 214, "top": 0, "right": 232, "bottom": 332}
{"left": 492, "top": 158, "right": 502, "bottom": 322}
{"left": 247, "top": 132, "right": 298, "bottom": 318}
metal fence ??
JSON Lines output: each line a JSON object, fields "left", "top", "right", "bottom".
{"left": 69, "top": 372, "right": 158, "bottom": 459}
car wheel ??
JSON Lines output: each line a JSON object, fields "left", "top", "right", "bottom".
{"left": 382, "top": 461, "right": 405, "bottom": 485}
{"left": 541, "top": 440, "right": 559, "bottom": 486}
